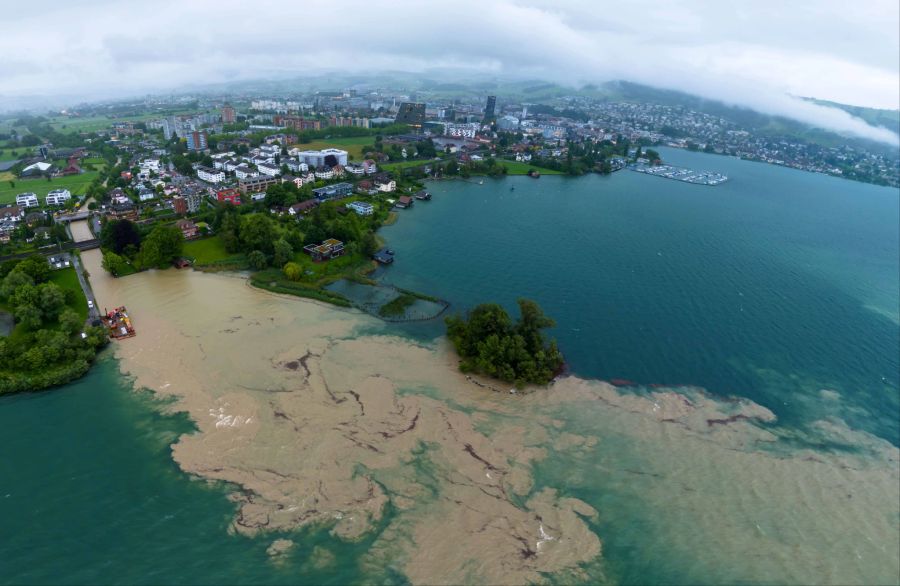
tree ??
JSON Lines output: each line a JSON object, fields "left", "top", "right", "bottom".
{"left": 37, "top": 283, "right": 66, "bottom": 322}
{"left": 100, "top": 219, "right": 142, "bottom": 255}
{"left": 239, "top": 214, "right": 276, "bottom": 254}
{"left": 59, "top": 309, "right": 82, "bottom": 336}
{"left": 282, "top": 262, "right": 302, "bottom": 281}
{"left": 139, "top": 225, "right": 184, "bottom": 268}
{"left": 247, "top": 250, "right": 268, "bottom": 270}
{"left": 0, "top": 270, "right": 33, "bottom": 300}
{"left": 14, "top": 304, "right": 42, "bottom": 331}
{"left": 101, "top": 251, "right": 128, "bottom": 276}
{"left": 16, "top": 255, "right": 50, "bottom": 283}
{"left": 272, "top": 239, "right": 293, "bottom": 268}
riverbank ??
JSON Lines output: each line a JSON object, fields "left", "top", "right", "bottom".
{"left": 78, "top": 246, "right": 900, "bottom": 585}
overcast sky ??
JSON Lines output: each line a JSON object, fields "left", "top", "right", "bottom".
{"left": 2, "top": 0, "right": 898, "bottom": 143}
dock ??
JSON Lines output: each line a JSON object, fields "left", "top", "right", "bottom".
{"left": 629, "top": 163, "right": 727, "bottom": 185}
{"left": 101, "top": 306, "right": 136, "bottom": 339}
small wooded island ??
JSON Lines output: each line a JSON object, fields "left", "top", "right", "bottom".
{"left": 445, "top": 299, "right": 564, "bottom": 387}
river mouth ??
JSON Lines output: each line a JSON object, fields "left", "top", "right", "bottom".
{"left": 79, "top": 248, "right": 900, "bottom": 585}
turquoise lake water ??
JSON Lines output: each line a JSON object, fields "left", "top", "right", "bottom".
{"left": 381, "top": 148, "right": 900, "bottom": 446}
{"left": 1, "top": 148, "right": 898, "bottom": 584}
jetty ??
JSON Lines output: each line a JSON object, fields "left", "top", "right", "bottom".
{"left": 629, "top": 163, "right": 727, "bottom": 185}
{"left": 101, "top": 306, "right": 136, "bottom": 339}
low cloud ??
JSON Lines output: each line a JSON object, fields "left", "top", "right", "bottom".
{"left": 1, "top": 0, "right": 897, "bottom": 144}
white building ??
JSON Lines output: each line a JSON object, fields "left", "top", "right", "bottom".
{"left": 498, "top": 115, "right": 520, "bottom": 131}
{"left": 296, "top": 148, "right": 348, "bottom": 168}
{"left": 285, "top": 159, "right": 309, "bottom": 173}
{"left": 140, "top": 159, "right": 161, "bottom": 173}
{"left": 234, "top": 165, "right": 259, "bottom": 179}
{"left": 344, "top": 164, "right": 365, "bottom": 176}
{"left": 347, "top": 201, "right": 374, "bottom": 216}
{"left": 443, "top": 123, "right": 479, "bottom": 138}
{"left": 314, "top": 167, "right": 334, "bottom": 180}
{"left": 257, "top": 162, "right": 281, "bottom": 177}
{"left": 250, "top": 192, "right": 267, "bottom": 202}
{"left": 45, "top": 189, "right": 72, "bottom": 206}
{"left": 197, "top": 167, "right": 225, "bottom": 183}
{"left": 16, "top": 193, "right": 39, "bottom": 208}
{"left": 375, "top": 179, "right": 396, "bottom": 193}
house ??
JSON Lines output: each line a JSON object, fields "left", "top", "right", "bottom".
{"left": 302, "top": 238, "right": 344, "bottom": 261}
{"left": 250, "top": 192, "right": 267, "bottom": 202}
{"left": 312, "top": 182, "right": 353, "bottom": 202}
{"left": 288, "top": 199, "right": 319, "bottom": 216}
{"left": 197, "top": 166, "right": 225, "bottom": 183}
{"left": 234, "top": 164, "right": 258, "bottom": 179}
{"left": 314, "top": 166, "right": 334, "bottom": 180}
{"left": 395, "top": 196, "right": 413, "bottom": 209}
{"left": 356, "top": 179, "right": 373, "bottom": 193}
{"left": 45, "top": 189, "right": 72, "bottom": 206}
{"left": 215, "top": 188, "right": 242, "bottom": 206}
{"left": 375, "top": 179, "right": 396, "bottom": 193}
{"left": 285, "top": 159, "right": 309, "bottom": 173}
{"left": 281, "top": 174, "right": 305, "bottom": 189}
{"left": 34, "top": 226, "right": 52, "bottom": 240}
{"left": 108, "top": 187, "right": 130, "bottom": 205}
{"left": 176, "top": 219, "right": 199, "bottom": 240}
{"left": 0, "top": 205, "right": 23, "bottom": 222}
{"left": 16, "top": 192, "right": 40, "bottom": 208}
{"left": 344, "top": 163, "right": 365, "bottom": 176}
{"left": 109, "top": 202, "right": 138, "bottom": 221}
{"left": 373, "top": 248, "right": 394, "bottom": 264}
{"left": 347, "top": 201, "right": 374, "bottom": 216}
{"left": 257, "top": 162, "right": 281, "bottom": 177}
{"left": 137, "top": 187, "right": 156, "bottom": 202}
{"left": 362, "top": 159, "right": 378, "bottom": 174}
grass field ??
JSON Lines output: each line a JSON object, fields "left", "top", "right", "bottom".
{"left": 291, "top": 136, "right": 375, "bottom": 160}
{"left": 496, "top": 160, "right": 563, "bottom": 175}
{"left": 182, "top": 236, "right": 245, "bottom": 266}
{"left": 0, "top": 148, "right": 26, "bottom": 163}
{"left": 49, "top": 267, "right": 88, "bottom": 323}
{"left": 0, "top": 171, "right": 99, "bottom": 205}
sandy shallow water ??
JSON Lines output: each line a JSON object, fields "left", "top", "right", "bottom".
{"left": 81, "top": 249, "right": 900, "bottom": 585}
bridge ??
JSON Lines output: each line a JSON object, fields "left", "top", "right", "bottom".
{"left": 55, "top": 210, "right": 92, "bottom": 222}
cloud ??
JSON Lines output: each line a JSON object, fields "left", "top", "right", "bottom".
{"left": 1, "top": 0, "right": 897, "bottom": 144}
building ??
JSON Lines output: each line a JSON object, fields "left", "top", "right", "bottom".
{"left": 375, "top": 178, "right": 396, "bottom": 193}
{"left": 221, "top": 105, "right": 236, "bottom": 124}
{"left": 109, "top": 202, "right": 138, "bottom": 221}
{"left": 312, "top": 182, "right": 353, "bottom": 202}
{"left": 395, "top": 102, "right": 426, "bottom": 129}
{"left": 176, "top": 219, "right": 199, "bottom": 240}
{"left": 234, "top": 164, "right": 259, "bottom": 180}
{"left": 444, "top": 123, "right": 479, "bottom": 138}
{"left": 215, "top": 188, "right": 242, "bottom": 206}
{"left": 483, "top": 95, "right": 497, "bottom": 124}
{"left": 373, "top": 248, "right": 394, "bottom": 264}
{"left": 197, "top": 166, "right": 225, "bottom": 183}
{"left": 1, "top": 205, "right": 24, "bottom": 221}
{"left": 172, "top": 195, "right": 188, "bottom": 215}
{"left": 238, "top": 176, "right": 279, "bottom": 194}
{"left": 347, "top": 201, "right": 374, "bottom": 216}
{"left": 295, "top": 148, "right": 348, "bottom": 169}
{"left": 498, "top": 115, "right": 520, "bottom": 131}
{"left": 186, "top": 130, "right": 208, "bottom": 151}
{"left": 45, "top": 189, "right": 72, "bottom": 206}
{"left": 288, "top": 200, "right": 319, "bottom": 216}
{"left": 257, "top": 162, "right": 281, "bottom": 177}
{"left": 15, "top": 193, "right": 39, "bottom": 208}
{"left": 395, "top": 195, "right": 413, "bottom": 209}
{"left": 303, "top": 238, "right": 344, "bottom": 261}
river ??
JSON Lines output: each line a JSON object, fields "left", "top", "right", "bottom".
{"left": 1, "top": 149, "right": 898, "bottom": 585}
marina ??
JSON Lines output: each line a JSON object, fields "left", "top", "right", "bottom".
{"left": 630, "top": 163, "right": 728, "bottom": 185}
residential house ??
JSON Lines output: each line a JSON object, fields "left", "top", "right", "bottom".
{"left": 285, "top": 159, "right": 309, "bottom": 173}
{"left": 0, "top": 205, "right": 24, "bottom": 222}
{"left": 375, "top": 178, "right": 396, "bottom": 193}
{"left": 197, "top": 166, "right": 225, "bottom": 183}
{"left": 215, "top": 188, "right": 242, "bottom": 206}
{"left": 176, "top": 219, "right": 199, "bottom": 240}
{"left": 281, "top": 174, "right": 304, "bottom": 189}
{"left": 288, "top": 200, "right": 319, "bottom": 216}
{"left": 347, "top": 201, "right": 374, "bottom": 216}
{"left": 45, "top": 189, "right": 72, "bottom": 206}
{"left": 395, "top": 195, "right": 413, "bottom": 208}
{"left": 15, "top": 193, "right": 39, "bottom": 208}
{"left": 312, "top": 182, "right": 353, "bottom": 202}
{"left": 302, "top": 238, "right": 344, "bottom": 261}
{"left": 257, "top": 162, "right": 281, "bottom": 177}
{"left": 109, "top": 202, "right": 138, "bottom": 221}
{"left": 234, "top": 164, "right": 258, "bottom": 179}
{"left": 314, "top": 166, "right": 334, "bottom": 180}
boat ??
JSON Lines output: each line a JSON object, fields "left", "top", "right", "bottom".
{"left": 510, "top": 186, "right": 515, "bottom": 191}
{"left": 101, "top": 306, "right": 136, "bottom": 339}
